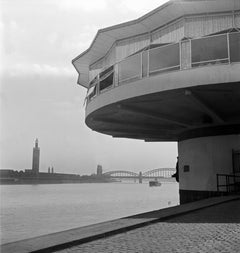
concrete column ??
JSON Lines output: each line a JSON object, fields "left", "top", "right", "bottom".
{"left": 178, "top": 134, "right": 240, "bottom": 203}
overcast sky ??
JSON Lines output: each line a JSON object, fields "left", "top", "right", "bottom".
{"left": 0, "top": 0, "right": 177, "bottom": 175}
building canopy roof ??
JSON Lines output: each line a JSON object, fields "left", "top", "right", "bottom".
{"left": 72, "top": 0, "right": 240, "bottom": 87}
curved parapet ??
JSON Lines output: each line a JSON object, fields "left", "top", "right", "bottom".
{"left": 84, "top": 31, "right": 240, "bottom": 141}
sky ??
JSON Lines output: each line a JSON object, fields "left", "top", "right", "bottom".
{"left": 0, "top": 0, "right": 177, "bottom": 175}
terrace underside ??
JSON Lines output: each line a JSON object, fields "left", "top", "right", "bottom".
{"left": 86, "top": 82, "right": 240, "bottom": 142}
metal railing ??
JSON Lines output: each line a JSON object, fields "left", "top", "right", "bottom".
{"left": 217, "top": 173, "right": 240, "bottom": 194}
{"left": 87, "top": 31, "right": 240, "bottom": 104}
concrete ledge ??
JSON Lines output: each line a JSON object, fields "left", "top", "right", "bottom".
{"left": 1, "top": 195, "right": 239, "bottom": 253}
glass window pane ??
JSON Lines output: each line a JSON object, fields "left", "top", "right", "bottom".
{"left": 100, "top": 65, "right": 114, "bottom": 79}
{"left": 89, "top": 86, "right": 97, "bottom": 100}
{"left": 149, "top": 44, "right": 179, "bottom": 73}
{"left": 142, "top": 51, "right": 148, "bottom": 77}
{"left": 99, "top": 72, "right": 114, "bottom": 91}
{"left": 119, "top": 54, "right": 141, "bottom": 83}
{"left": 191, "top": 34, "right": 228, "bottom": 65}
{"left": 89, "top": 75, "right": 98, "bottom": 86}
{"left": 229, "top": 32, "right": 240, "bottom": 63}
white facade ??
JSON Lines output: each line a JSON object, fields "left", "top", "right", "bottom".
{"left": 179, "top": 135, "right": 240, "bottom": 192}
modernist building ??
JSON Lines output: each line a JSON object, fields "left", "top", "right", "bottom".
{"left": 72, "top": 0, "right": 240, "bottom": 203}
{"left": 32, "top": 139, "right": 40, "bottom": 174}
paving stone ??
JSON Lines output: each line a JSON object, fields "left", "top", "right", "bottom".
{"left": 57, "top": 200, "right": 240, "bottom": 253}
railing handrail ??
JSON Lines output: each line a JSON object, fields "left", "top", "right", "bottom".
{"left": 87, "top": 31, "right": 240, "bottom": 103}
{"left": 217, "top": 173, "right": 240, "bottom": 194}
{"left": 192, "top": 58, "right": 229, "bottom": 65}
{"left": 217, "top": 173, "right": 240, "bottom": 178}
{"left": 149, "top": 64, "right": 180, "bottom": 74}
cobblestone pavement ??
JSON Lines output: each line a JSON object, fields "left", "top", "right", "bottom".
{"left": 57, "top": 200, "right": 240, "bottom": 253}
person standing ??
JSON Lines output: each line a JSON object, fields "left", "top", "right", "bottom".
{"left": 172, "top": 156, "right": 179, "bottom": 182}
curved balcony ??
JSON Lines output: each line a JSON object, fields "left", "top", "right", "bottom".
{"left": 85, "top": 31, "right": 240, "bottom": 141}
{"left": 87, "top": 31, "right": 240, "bottom": 102}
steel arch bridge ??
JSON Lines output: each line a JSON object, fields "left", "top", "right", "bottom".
{"left": 103, "top": 168, "right": 176, "bottom": 180}
{"left": 103, "top": 170, "right": 139, "bottom": 178}
{"left": 142, "top": 168, "right": 176, "bottom": 178}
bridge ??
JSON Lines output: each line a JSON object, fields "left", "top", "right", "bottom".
{"left": 103, "top": 168, "right": 176, "bottom": 183}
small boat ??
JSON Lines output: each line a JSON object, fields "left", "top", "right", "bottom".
{"left": 149, "top": 180, "right": 161, "bottom": 187}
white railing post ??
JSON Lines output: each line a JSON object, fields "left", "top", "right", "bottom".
{"left": 179, "top": 41, "right": 182, "bottom": 70}
{"left": 227, "top": 33, "right": 230, "bottom": 64}
{"left": 190, "top": 39, "right": 192, "bottom": 68}
{"left": 147, "top": 49, "right": 150, "bottom": 77}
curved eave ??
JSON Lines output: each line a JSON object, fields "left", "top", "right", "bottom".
{"left": 72, "top": 0, "right": 240, "bottom": 87}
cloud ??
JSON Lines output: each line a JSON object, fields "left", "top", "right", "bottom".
{"left": 61, "top": 25, "right": 101, "bottom": 54}
{"left": 0, "top": 21, "right": 4, "bottom": 63}
{"left": 58, "top": 0, "right": 107, "bottom": 12}
{"left": 119, "top": 0, "right": 168, "bottom": 15}
{"left": 6, "top": 63, "right": 75, "bottom": 77}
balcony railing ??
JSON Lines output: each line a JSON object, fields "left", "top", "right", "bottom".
{"left": 86, "top": 31, "right": 240, "bottom": 103}
{"left": 217, "top": 173, "right": 240, "bottom": 194}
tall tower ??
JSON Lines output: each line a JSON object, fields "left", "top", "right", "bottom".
{"left": 32, "top": 139, "right": 40, "bottom": 174}
{"left": 97, "top": 165, "right": 103, "bottom": 176}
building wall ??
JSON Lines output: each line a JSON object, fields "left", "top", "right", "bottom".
{"left": 184, "top": 13, "right": 237, "bottom": 38}
{"left": 151, "top": 19, "right": 184, "bottom": 44}
{"left": 178, "top": 134, "right": 240, "bottom": 192}
{"left": 116, "top": 33, "right": 150, "bottom": 62}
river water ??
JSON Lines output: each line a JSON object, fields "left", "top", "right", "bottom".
{"left": 0, "top": 182, "right": 179, "bottom": 244}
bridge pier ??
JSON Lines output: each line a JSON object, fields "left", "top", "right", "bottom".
{"left": 139, "top": 172, "right": 142, "bottom": 184}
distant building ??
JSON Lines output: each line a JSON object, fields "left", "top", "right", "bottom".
{"left": 51, "top": 167, "right": 54, "bottom": 174}
{"left": 48, "top": 167, "right": 50, "bottom": 173}
{"left": 97, "top": 165, "right": 103, "bottom": 176}
{"left": 32, "top": 139, "right": 40, "bottom": 174}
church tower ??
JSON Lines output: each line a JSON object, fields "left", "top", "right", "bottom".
{"left": 32, "top": 139, "right": 40, "bottom": 174}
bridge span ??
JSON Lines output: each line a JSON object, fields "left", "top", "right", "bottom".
{"left": 103, "top": 168, "right": 176, "bottom": 183}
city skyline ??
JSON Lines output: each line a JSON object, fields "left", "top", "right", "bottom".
{"left": 0, "top": 0, "right": 177, "bottom": 175}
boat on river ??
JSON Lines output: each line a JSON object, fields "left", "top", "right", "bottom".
{"left": 149, "top": 180, "right": 161, "bottom": 187}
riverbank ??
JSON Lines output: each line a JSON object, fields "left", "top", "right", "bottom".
{"left": 0, "top": 171, "right": 114, "bottom": 185}
{"left": 0, "top": 177, "right": 115, "bottom": 185}
{"left": 1, "top": 195, "right": 239, "bottom": 253}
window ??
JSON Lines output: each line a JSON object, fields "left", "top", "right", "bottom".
{"left": 99, "top": 72, "right": 114, "bottom": 92}
{"left": 89, "top": 75, "right": 98, "bottom": 86}
{"left": 229, "top": 32, "right": 240, "bottom": 63}
{"left": 99, "top": 65, "right": 114, "bottom": 79}
{"left": 98, "top": 66, "right": 114, "bottom": 92}
{"left": 142, "top": 51, "right": 148, "bottom": 77}
{"left": 118, "top": 54, "right": 141, "bottom": 83}
{"left": 88, "top": 85, "right": 97, "bottom": 100}
{"left": 149, "top": 43, "right": 180, "bottom": 74}
{"left": 191, "top": 34, "right": 228, "bottom": 67}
